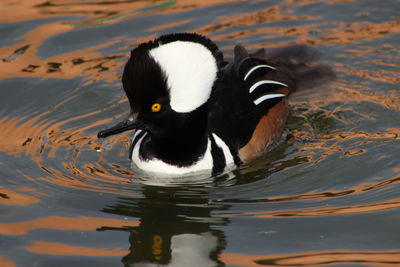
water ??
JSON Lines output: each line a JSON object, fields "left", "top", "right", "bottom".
{"left": 1, "top": 0, "right": 399, "bottom": 266}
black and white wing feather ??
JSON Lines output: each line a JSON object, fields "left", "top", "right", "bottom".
{"left": 209, "top": 45, "right": 288, "bottom": 156}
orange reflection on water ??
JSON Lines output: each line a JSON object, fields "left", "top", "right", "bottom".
{"left": 0, "top": 115, "right": 98, "bottom": 160}
{"left": 0, "top": 0, "right": 141, "bottom": 82}
{"left": 0, "top": 109, "right": 138, "bottom": 192}
{"left": 241, "top": 198, "right": 400, "bottom": 218}
{"left": 0, "top": 256, "right": 16, "bottom": 267}
{"left": 0, "top": 0, "right": 244, "bottom": 81}
{"left": 226, "top": 172, "right": 400, "bottom": 218}
{"left": 198, "top": 4, "right": 400, "bottom": 50}
{"left": 0, "top": 28, "right": 125, "bottom": 82}
{"left": 0, "top": 96, "right": 127, "bottom": 158}
{"left": 0, "top": 0, "right": 242, "bottom": 24}
{"left": 0, "top": 187, "right": 40, "bottom": 206}
{"left": 0, "top": 0, "right": 156, "bottom": 24}
{"left": 260, "top": 174, "right": 400, "bottom": 203}
{"left": 34, "top": 161, "right": 135, "bottom": 193}
{"left": 0, "top": 215, "right": 139, "bottom": 235}
{"left": 0, "top": 116, "right": 43, "bottom": 156}
{"left": 1, "top": 0, "right": 399, "bottom": 91}
{"left": 285, "top": 0, "right": 364, "bottom": 5}
{"left": 198, "top": 3, "right": 319, "bottom": 47}
{"left": 293, "top": 129, "right": 400, "bottom": 165}
{"left": 147, "top": 19, "right": 193, "bottom": 32}
{"left": 313, "top": 21, "right": 400, "bottom": 45}
{"left": 221, "top": 250, "right": 400, "bottom": 267}
{"left": 26, "top": 241, "right": 128, "bottom": 256}
{"left": 337, "top": 85, "right": 400, "bottom": 111}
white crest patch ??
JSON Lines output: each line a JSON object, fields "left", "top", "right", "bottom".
{"left": 149, "top": 41, "right": 218, "bottom": 113}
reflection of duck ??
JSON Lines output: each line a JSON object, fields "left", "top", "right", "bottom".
{"left": 98, "top": 33, "right": 335, "bottom": 176}
{"left": 100, "top": 186, "right": 227, "bottom": 266}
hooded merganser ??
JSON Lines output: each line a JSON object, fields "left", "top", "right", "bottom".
{"left": 98, "top": 33, "right": 335, "bottom": 177}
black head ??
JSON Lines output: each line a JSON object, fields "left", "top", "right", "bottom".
{"left": 98, "top": 33, "right": 224, "bottom": 142}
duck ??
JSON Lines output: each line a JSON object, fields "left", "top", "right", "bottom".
{"left": 98, "top": 32, "right": 335, "bottom": 177}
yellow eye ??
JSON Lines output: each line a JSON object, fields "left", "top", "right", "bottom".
{"left": 151, "top": 103, "right": 162, "bottom": 112}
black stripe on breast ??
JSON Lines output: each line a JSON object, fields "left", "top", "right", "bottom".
{"left": 209, "top": 134, "right": 226, "bottom": 176}
{"left": 228, "top": 146, "right": 242, "bottom": 167}
{"left": 129, "top": 130, "right": 146, "bottom": 160}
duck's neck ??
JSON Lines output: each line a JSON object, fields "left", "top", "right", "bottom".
{"left": 143, "top": 108, "right": 209, "bottom": 167}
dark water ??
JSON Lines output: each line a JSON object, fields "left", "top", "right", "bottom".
{"left": 1, "top": 0, "right": 399, "bottom": 266}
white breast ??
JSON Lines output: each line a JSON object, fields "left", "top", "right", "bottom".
{"left": 130, "top": 131, "right": 236, "bottom": 176}
{"left": 131, "top": 133, "right": 214, "bottom": 176}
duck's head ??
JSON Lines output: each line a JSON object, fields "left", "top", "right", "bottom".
{"left": 98, "top": 33, "right": 224, "bottom": 142}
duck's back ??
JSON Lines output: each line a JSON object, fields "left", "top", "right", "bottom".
{"left": 208, "top": 44, "right": 335, "bottom": 162}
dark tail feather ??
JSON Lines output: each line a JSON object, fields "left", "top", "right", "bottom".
{"left": 262, "top": 44, "right": 320, "bottom": 65}
{"left": 289, "top": 62, "right": 336, "bottom": 101}
{"left": 252, "top": 45, "right": 336, "bottom": 102}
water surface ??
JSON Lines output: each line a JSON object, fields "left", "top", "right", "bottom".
{"left": 1, "top": 0, "right": 399, "bottom": 266}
